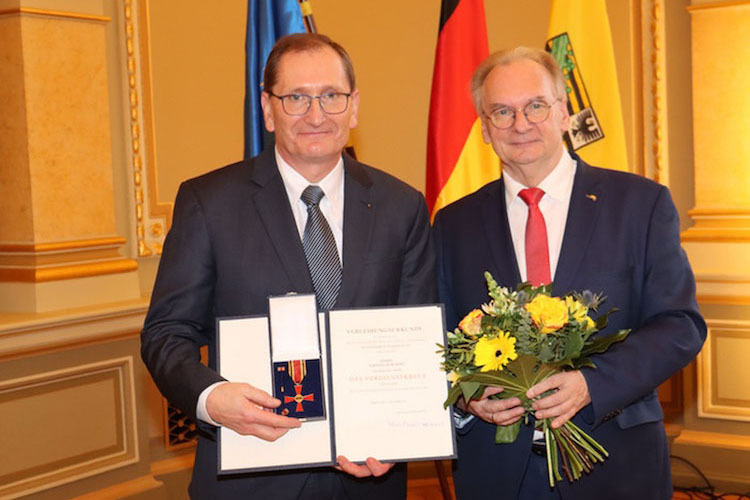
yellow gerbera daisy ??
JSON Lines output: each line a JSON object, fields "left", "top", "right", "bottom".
{"left": 473, "top": 332, "right": 518, "bottom": 372}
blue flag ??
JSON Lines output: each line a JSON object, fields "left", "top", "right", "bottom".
{"left": 244, "top": 0, "right": 306, "bottom": 159}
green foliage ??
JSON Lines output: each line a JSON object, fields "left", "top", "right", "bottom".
{"left": 439, "top": 272, "right": 633, "bottom": 488}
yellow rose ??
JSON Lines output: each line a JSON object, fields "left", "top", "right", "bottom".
{"left": 525, "top": 295, "right": 568, "bottom": 334}
{"left": 459, "top": 309, "right": 484, "bottom": 336}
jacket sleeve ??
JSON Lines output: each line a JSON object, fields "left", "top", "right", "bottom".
{"left": 397, "top": 191, "right": 438, "bottom": 305}
{"left": 582, "top": 186, "right": 706, "bottom": 426}
{"left": 140, "top": 182, "right": 225, "bottom": 420}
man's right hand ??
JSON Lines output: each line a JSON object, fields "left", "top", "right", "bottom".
{"left": 458, "top": 386, "right": 525, "bottom": 426}
{"left": 206, "top": 382, "right": 301, "bottom": 440}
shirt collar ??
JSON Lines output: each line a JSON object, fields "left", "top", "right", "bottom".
{"left": 275, "top": 148, "right": 344, "bottom": 206}
{"left": 503, "top": 150, "right": 577, "bottom": 206}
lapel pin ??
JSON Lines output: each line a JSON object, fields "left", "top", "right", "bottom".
{"left": 585, "top": 194, "right": 597, "bottom": 202}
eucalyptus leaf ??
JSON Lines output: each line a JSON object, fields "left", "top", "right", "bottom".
{"left": 581, "top": 329, "right": 630, "bottom": 356}
{"left": 564, "top": 329, "right": 584, "bottom": 359}
{"left": 444, "top": 383, "right": 463, "bottom": 408}
{"left": 495, "top": 420, "right": 521, "bottom": 443}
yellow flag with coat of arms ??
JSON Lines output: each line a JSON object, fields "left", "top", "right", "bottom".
{"left": 546, "top": 0, "right": 629, "bottom": 172}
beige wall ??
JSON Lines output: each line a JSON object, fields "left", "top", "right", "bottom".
{"left": 1, "top": 0, "right": 748, "bottom": 498}
{"left": 143, "top": 0, "right": 652, "bottom": 207}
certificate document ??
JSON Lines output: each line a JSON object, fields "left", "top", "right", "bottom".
{"left": 216, "top": 302, "right": 455, "bottom": 473}
{"left": 328, "top": 305, "right": 455, "bottom": 463}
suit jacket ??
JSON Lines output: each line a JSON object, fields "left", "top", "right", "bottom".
{"left": 141, "top": 149, "right": 437, "bottom": 499}
{"left": 433, "top": 155, "right": 706, "bottom": 500}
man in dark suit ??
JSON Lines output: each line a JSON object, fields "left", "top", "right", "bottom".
{"left": 141, "top": 33, "right": 435, "bottom": 499}
{"left": 433, "top": 47, "right": 706, "bottom": 499}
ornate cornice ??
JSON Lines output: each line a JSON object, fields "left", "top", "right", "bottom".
{"left": 122, "top": 0, "right": 171, "bottom": 257}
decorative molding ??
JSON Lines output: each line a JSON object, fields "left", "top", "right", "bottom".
{"left": 122, "top": 0, "right": 171, "bottom": 257}
{"left": 697, "top": 295, "right": 750, "bottom": 305}
{"left": 0, "top": 237, "right": 137, "bottom": 282}
{"left": 0, "top": 7, "right": 110, "bottom": 22}
{"left": 70, "top": 474, "right": 162, "bottom": 500}
{"left": 641, "top": 0, "right": 668, "bottom": 184}
{"left": 697, "top": 320, "right": 750, "bottom": 421}
{"left": 673, "top": 428, "right": 750, "bottom": 451}
{"left": 687, "top": 0, "right": 750, "bottom": 12}
{"left": 682, "top": 229, "right": 750, "bottom": 242}
{"left": 0, "top": 237, "right": 126, "bottom": 253}
{"left": 0, "top": 260, "right": 138, "bottom": 283}
{"left": 0, "top": 299, "right": 148, "bottom": 361}
{"left": 150, "top": 454, "right": 194, "bottom": 477}
{"left": 0, "top": 357, "right": 139, "bottom": 499}
{"left": 682, "top": 208, "right": 750, "bottom": 241}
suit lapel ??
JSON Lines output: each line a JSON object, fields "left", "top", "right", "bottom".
{"left": 336, "top": 155, "right": 374, "bottom": 308}
{"left": 552, "top": 159, "right": 602, "bottom": 294}
{"left": 250, "top": 150, "right": 314, "bottom": 293}
{"left": 482, "top": 178, "right": 522, "bottom": 288}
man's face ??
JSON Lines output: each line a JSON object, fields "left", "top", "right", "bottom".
{"left": 261, "top": 47, "right": 359, "bottom": 172}
{"left": 479, "top": 59, "right": 569, "bottom": 178}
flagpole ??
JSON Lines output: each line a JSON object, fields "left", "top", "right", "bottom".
{"left": 298, "top": 0, "right": 317, "bottom": 33}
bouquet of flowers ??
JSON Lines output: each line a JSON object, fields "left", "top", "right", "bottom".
{"left": 440, "top": 272, "right": 630, "bottom": 487}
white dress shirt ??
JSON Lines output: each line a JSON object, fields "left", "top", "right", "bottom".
{"left": 455, "top": 151, "right": 577, "bottom": 432}
{"left": 276, "top": 149, "right": 345, "bottom": 262}
{"left": 503, "top": 151, "right": 576, "bottom": 282}
{"left": 196, "top": 147, "right": 346, "bottom": 426}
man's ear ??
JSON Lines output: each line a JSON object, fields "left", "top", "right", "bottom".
{"left": 260, "top": 92, "right": 275, "bottom": 132}
{"left": 348, "top": 89, "right": 360, "bottom": 129}
{"left": 481, "top": 118, "right": 491, "bottom": 144}
{"left": 557, "top": 98, "right": 570, "bottom": 135}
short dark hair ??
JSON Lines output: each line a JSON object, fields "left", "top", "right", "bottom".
{"left": 471, "top": 46, "right": 567, "bottom": 113}
{"left": 263, "top": 33, "right": 356, "bottom": 93}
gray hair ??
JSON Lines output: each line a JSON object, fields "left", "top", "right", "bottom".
{"left": 470, "top": 46, "right": 567, "bottom": 114}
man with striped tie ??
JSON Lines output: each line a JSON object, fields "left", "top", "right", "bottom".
{"left": 141, "top": 33, "right": 435, "bottom": 499}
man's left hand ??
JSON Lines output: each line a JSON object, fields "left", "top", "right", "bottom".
{"left": 335, "top": 455, "right": 394, "bottom": 478}
{"left": 527, "top": 370, "right": 590, "bottom": 428}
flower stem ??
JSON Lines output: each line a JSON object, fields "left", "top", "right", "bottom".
{"left": 544, "top": 422, "right": 554, "bottom": 488}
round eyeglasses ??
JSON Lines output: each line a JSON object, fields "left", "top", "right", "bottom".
{"left": 485, "top": 98, "right": 561, "bottom": 129}
{"left": 267, "top": 91, "right": 351, "bottom": 116}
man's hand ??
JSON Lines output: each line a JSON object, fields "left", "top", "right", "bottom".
{"left": 527, "top": 370, "right": 590, "bottom": 428}
{"left": 335, "top": 456, "right": 394, "bottom": 478}
{"left": 459, "top": 386, "right": 525, "bottom": 426}
{"left": 206, "top": 382, "right": 301, "bottom": 440}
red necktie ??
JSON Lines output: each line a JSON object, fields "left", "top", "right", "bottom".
{"left": 518, "top": 188, "right": 551, "bottom": 286}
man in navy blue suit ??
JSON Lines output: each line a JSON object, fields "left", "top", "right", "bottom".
{"left": 433, "top": 47, "right": 706, "bottom": 499}
{"left": 142, "top": 34, "right": 436, "bottom": 499}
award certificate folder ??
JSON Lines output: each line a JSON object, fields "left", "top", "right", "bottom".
{"left": 216, "top": 302, "right": 456, "bottom": 474}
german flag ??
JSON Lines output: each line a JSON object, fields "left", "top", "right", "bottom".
{"left": 426, "top": 0, "right": 500, "bottom": 219}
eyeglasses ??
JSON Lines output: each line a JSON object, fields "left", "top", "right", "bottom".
{"left": 267, "top": 91, "right": 351, "bottom": 116}
{"left": 485, "top": 98, "right": 561, "bottom": 129}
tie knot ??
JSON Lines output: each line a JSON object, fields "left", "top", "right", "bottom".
{"left": 301, "top": 185, "right": 325, "bottom": 207}
{"left": 519, "top": 187, "right": 545, "bottom": 206}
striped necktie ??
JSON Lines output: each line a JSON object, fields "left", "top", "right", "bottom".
{"left": 300, "top": 185, "right": 342, "bottom": 310}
